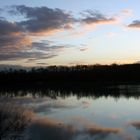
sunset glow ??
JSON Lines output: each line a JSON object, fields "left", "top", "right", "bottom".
{"left": 0, "top": 0, "right": 140, "bottom": 66}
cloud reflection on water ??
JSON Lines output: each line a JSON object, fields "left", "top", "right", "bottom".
{"left": 2, "top": 88, "right": 140, "bottom": 140}
{"left": 28, "top": 115, "right": 123, "bottom": 140}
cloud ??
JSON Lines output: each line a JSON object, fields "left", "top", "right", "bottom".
{"left": 0, "top": 51, "right": 57, "bottom": 61}
{"left": 0, "top": 19, "right": 31, "bottom": 50}
{"left": 32, "top": 42, "right": 67, "bottom": 52}
{"left": 28, "top": 117, "right": 76, "bottom": 140}
{"left": 129, "top": 121, "right": 140, "bottom": 130}
{"left": 0, "top": 6, "right": 76, "bottom": 63}
{"left": 32, "top": 99, "right": 76, "bottom": 114}
{"left": 70, "top": 116, "right": 123, "bottom": 140}
{"left": 71, "top": 116, "right": 122, "bottom": 136}
{"left": 0, "top": 39, "right": 70, "bottom": 61}
{"left": 0, "top": 19, "right": 22, "bottom": 36}
{"left": 28, "top": 115, "right": 122, "bottom": 140}
{"left": 121, "top": 8, "right": 133, "bottom": 16}
{"left": 0, "top": 34, "right": 31, "bottom": 51}
{"left": 81, "top": 100, "right": 91, "bottom": 108}
{"left": 11, "top": 6, "right": 117, "bottom": 34}
{"left": 1, "top": 99, "right": 123, "bottom": 140}
{"left": 124, "top": 135, "right": 135, "bottom": 140}
{"left": 80, "top": 47, "right": 89, "bottom": 52}
{"left": 7, "top": 97, "right": 77, "bottom": 114}
{"left": 0, "top": 6, "right": 118, "bottom": 64}
{"left": 13, "top": 5, "right": 75, "bottom": 35}
{"left": 127, "top": 20, "right": 140, "bottom": 28}
{"left": 80, "top": 10, "right": 116, "bottom": 26}
{"left": 36, "top": 63, "right": 49, "bottom": 65}
{"left": 86, "top": 125, "right": 122, "bottom": 136}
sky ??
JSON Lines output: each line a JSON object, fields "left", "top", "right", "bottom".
{"left": 0, "top": 0, "right": 140, "bottom": 67}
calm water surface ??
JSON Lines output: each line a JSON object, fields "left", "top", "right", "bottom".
{"left": 1, "top": 85, "right": 140, "bottom": 140}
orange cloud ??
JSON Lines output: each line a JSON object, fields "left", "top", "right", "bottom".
{"left": 0, "top": 34, "right": 32, "bottom": 52}
{"left": 82, "top": 18, "right": 115, "bottom": 25}
{"left": 128, "top": 120, "right": 140, "bottom": 130}
{"left": 80, "top": 10, "right": 117, "bottom": 28}
{"left": 121, "top": 8, "right": 133, "bottom": 17}
{"left": 29, "top": 28, "right": 64, "bottom": 36}
{"left": 127, "top": 20, "right": 140, "bottom": 28}
{"left": 70, "top": 116, "right": 122, "bottom": 136}
{"left": 86, "top": 125, "right": 122, "bottom": 135}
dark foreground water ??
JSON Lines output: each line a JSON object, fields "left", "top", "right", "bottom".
{"left": 1, "top": 84, "right": 140, "bottom": 140}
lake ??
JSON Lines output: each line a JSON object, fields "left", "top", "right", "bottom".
{"left": 1, "top": 84, "right": 140, "bottom": 140}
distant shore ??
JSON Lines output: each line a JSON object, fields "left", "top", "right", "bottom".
{"left": 1, "top": 64, "right": 140, "bottom": 86}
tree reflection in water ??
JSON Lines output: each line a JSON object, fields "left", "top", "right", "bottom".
{"left": 0, "top": 103, "right": 33, "bottom": 140}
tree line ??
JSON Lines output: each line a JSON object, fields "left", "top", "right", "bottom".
{"left": 1, "top": 63, "right": 140, "bottom": 84}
